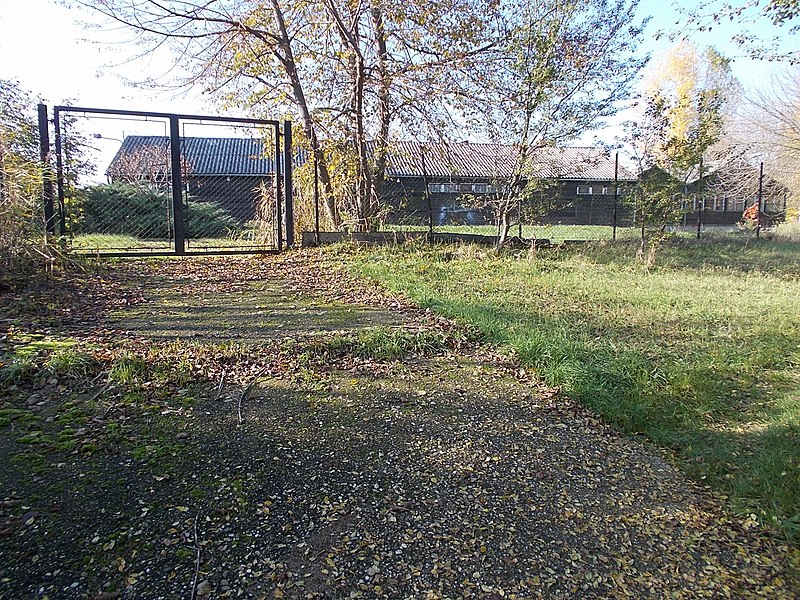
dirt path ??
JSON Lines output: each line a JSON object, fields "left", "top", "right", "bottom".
{"left": 0, "top": 253, "right": 796, "bottom": 599}
{"left": 111, "top": 256, "right": 408, "bottom": 342}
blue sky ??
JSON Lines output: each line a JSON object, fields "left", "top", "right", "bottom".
{"left": 1, "top": 0, "right": 796, "bottom": 124}
{"left": 2, "top": 0, "right": 797, "bottom": 106}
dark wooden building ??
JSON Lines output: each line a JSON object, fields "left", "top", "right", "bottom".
{"left": 377, "top": 142, "right": 636, "bottom": 226}
{"left": 683, "top": 163, "right": 789, "bottom": 227}
{"left": 107, "top": 136, "right": 275, "bottom": 223}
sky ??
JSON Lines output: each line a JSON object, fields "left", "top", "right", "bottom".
{"left": 1, "top": 0, "right": 798, "bottom": 168}
{"left": 2, "top": 0, "right": 797, "bottom": 107}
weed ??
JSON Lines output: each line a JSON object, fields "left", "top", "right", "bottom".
{"left": 56, "top": 405, "right": 89, "bottom": 426}
{"left": 11, "top": 449, "right": 49, "bottom": 474}
{"left": 312, "top": 326, "right": 474, "bottom": 361}
{"left": 45, "top": 348, "right": 98, "bottom": 379}
{"left": 0, "top": 339, "right": 97, "bottom": 385}
{"left": 16, "top": 431, "right": 47, "bottom": 445}
{"left": 175, "top": 548, "right": 195, "bottom": 561}
{"left": 109, "top": 353, "right": 149, "bottom": 385}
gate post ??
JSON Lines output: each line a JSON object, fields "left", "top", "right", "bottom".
{"left": 169, "top": 116, "right": 185, "bottom": 254}
{"left": 53, "top": 108, "right": 66, "bottom": 236}
{"left": 38, "top": 104, "right": 56, "bottom": 237}
{"left": 274, "top": 124, "right": 283, "bottom": 251}
{"left": 283, "top": 121, "right": 294, "bottom": 248}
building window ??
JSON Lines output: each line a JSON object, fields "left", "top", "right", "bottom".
{"left": 428, "top": 182, "right": 495, "bottom": 194}
{"left": 577, "top": 185, "right": 591, "bottom": 195}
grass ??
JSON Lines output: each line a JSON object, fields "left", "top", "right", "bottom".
{"left": 345, "top": 238, "right": 800, "bottom": 542}
{"left": 383, "top": 223, "right": 750, "bottom": 242}
{"left": 0, "top": 338, "right": 97, "bottom": 385}
{"left": 293, "top": 326, "right": 475, "bottom": 362}
{"left": 69, "top": 233, "right": 274, "bottom": 254}
{"left": 773, "top": 220, "right": 800, "bottom": 242}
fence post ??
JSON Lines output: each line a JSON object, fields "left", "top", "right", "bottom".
{"left": 756, "top": 161, "right": 764, "bottom": 239}
{"left": 313, "top": 152, "right": 320, "bottom": 245}
{"left": 696, "top": 197, "right": 702, "bottom": 239}
{"left": 696, "top": 155, "right": 703, "bottom": 240}
{"left": 53, "top": 108, "right": 66, "bottom": 236}
{"left": 283, "top": 121, "right": 294, "bottom": 248}
{"left": 420, "top": 144, "right": 433, "bottom": 241}
{"left": 274, "top": 124, "right": 283, "bottom": 251}
{"left": 38, "top": 104, "right": 56, "bottom": 237}
{"left": 612, "top": 153, "right": 618, "bottom": 241}
{"left": 169, "top": 116, "right": 185, "bottom": 255}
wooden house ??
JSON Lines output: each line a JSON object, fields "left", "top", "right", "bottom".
{"left": 377, "top": 142, "right": 636, "bottom": 226}
{"left": 106, "top": 136, "right": 275, "bottom": 223}
{"left": 108, "top": 136, "right": 637, "bottom": 228}
{"left": 683, "top": 162, "right": 789, "bottom": 226}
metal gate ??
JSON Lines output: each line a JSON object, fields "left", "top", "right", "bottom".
{"left": 40, "top": 105, "right": 294, "bottom": 256}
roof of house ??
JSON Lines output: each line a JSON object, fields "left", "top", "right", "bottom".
{"left": 379, "top": 141, "right": 635, "bottom": 181}
{"left": 108, "top": 136, "right": 276, "bottom": 177}
{"left": 108, "top": 136, "right": 633, "bottom": 181}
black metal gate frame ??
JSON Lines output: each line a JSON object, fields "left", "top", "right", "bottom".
{"left": 41, "top": 105, "right": 294, "bottom": 256}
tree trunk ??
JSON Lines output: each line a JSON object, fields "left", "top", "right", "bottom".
{"left": 271, "top": 0, "right": 340, "bottom": 228}
{"left": 370, "top": 6, "right": 391, "bottom": 227}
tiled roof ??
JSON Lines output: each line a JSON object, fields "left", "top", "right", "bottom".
{"left": 108, "top": 136, "right": 275, "bottom": 177}
{"left": 379, "top": 141, "right": 634, "bottom": 181}
{"left": 108, "top": 136, "right": 633, "bottom": 182}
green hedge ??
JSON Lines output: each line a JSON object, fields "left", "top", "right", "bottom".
{"left": 79, "top": 183, "right": 238, "bottom": 239}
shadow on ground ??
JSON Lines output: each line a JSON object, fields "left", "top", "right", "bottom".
{"left": 0, "top": 254, "right": 797, "bottom": 599}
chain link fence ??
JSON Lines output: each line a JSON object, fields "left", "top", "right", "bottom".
{"left": 375, "top": 177, "right": 794, "bottom": 245}
{"left": 50, "top": 106, "right": 291, "bottom": 255}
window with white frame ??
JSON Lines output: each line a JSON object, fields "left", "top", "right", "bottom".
{"left": 428, "top": 182, "right": 495, "bottom": 194}
{"left": 576, "top": 185, "right": 591, "bottom": 195}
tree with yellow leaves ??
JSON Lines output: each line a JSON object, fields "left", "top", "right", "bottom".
{"left": 643, "top": 41, "right": 738, "bottom": 183}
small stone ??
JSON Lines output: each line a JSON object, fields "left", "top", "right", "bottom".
{"left": 177, "top": 432, "right": 190, "bottom": 441}
{"left": 195, "top": 580, "right": 211, "bottom": 596}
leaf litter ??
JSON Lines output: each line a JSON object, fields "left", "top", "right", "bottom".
{"left": 0, "top": 252, "right": 797, "bottom": 599}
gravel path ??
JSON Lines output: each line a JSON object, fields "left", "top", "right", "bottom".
{"left": 0, "top": 253, "right": 796, "bottom": 599}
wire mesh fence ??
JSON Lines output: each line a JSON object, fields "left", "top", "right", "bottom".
{"left": 51, "top": 106, "right": 290, "bottom": 255}
{"left": 374, "top": 181, "right": 793, "bottom": 245}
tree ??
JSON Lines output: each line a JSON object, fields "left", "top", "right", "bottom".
{"left": 76, "top": 0, "right": 651, "bottom": 239}
{"left": 678, "top": 1, "right": 800, "bottom": 62}
{"left": 626, "top": 43, "right": 737, "bottom": 239}
{"left": 78, "top": 0, "right": 497, "bottom": 232}
{"left": 645, "top": 42, "right": 737, "bottom": 180}
{"left": 700, "top": 65, "right": 799, "bottom": 222}
{"left": 740, "top": 66, "right": 800, "bottom": 199}
{"left": 471, "top": 0, "right": 647, "bottom": 247}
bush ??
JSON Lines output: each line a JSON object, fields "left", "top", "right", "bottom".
{"left": 186, "top": 200, "right": 239, "bottom": 238}
{"left": 0, "top": 80, "right": 60, "bottom": 291}
{"left": 79, "top": 183, "right": 238, "bottom": 239}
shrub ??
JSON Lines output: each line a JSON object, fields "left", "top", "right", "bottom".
{"left": 79, "top": 182, "right": 238, "bottom": 239}
{"left": 0, "top": 80, "right": 86, "bottom": 291}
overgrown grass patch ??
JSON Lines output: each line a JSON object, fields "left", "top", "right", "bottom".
{"left": 345, "top": 239, "right": 800, "bottom": 541}
{"left": 308, "top": 326, "right": 476, "bottom": 361}
{"left": 0, "top": 337, "right": 99, "bottom": 386}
